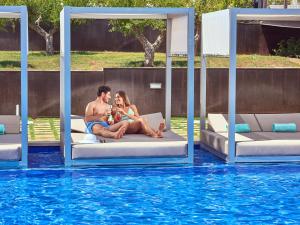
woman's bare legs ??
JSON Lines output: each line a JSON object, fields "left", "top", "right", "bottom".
{"left": 124, "top": 118, "right": 164, "bottom": 138}
{"left": 124, "top": 119, "right": 157, "bottom": 137}
{"left": 155, "top": 122, "right": 165, "bottom": 137}
{"left": 125, "top": 121, "right": 142, "bottom": 134}
{"left": 137, "top": 118, "right": 163, "bottom": 138}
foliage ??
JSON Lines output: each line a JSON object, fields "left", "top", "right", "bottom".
{"left": 101, "top": 0, "right": 189, "bottom": 37}
{"left": 1, "top": 0, "right": 92, "bottom": 28}
{"left": 102, "top": 0, "right": 253, "bottom": 36}
{"left": 0, "top": 0, "right": 94, "bottom": 54}
{"left": 1, "top": 51, "right": 300, "bottom": 71}
{"left": 274, "top": 37, "right": 300, "bottom": 58}
{"left": 0, "top": 0, "right": 253, "bottom": 57}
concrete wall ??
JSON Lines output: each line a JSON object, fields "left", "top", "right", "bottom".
{"left": 1, "top": 68, "right": 300, "bottom": 117}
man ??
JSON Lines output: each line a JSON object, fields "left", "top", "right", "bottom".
{"left": 85, "top": 85, "right": 129, "bottom": 139}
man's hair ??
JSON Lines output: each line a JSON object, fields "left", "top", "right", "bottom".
{"left": 97, "top": 85, "right": 111, "bottom": 97}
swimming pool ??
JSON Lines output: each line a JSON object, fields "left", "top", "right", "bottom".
{"left": 0, "top": 149, "right": 300, "bottom": 224}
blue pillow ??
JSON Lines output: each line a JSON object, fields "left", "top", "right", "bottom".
{"left": 227, "top": 124, "right": 251, "bottom": 133}
{"left": 0, "top": 124, "right": 5, "bottom": 135}
{"left": 235, "top": 123, "right": 251, "bottom": 133}
{"left": 272, "top": 123, "right": 297, "bottom": 132}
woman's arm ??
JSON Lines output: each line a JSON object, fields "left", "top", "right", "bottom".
{"left": 116, "top": 105, "right": 139, "bottom": 121}
{"left": 126, "top": 105, "right": 140, "bottom": 121}
{"left": 130, "top": 105, "right": 140, "bottom": 117}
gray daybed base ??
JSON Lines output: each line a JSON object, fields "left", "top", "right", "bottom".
{"left": 70, "top": 113, "right": 188, "bottom": 165}
{"left": 0, "top": 116, "right": 22, "bottom": 163}
{"left": 201, "top": 113, "right": 300, "bottom": 163}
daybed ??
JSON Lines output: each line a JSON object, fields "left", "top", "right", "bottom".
{"left": 201, "top": 113, "right": 300, "bottom": 162}
{"left": 70, "top": 113, "right": 187, "bottom": 160}
{"left": 0, "top": 115, "right": 22, "bottom": 161}
{"left": 60, "top": 6, "right": 194, "bottom": 166}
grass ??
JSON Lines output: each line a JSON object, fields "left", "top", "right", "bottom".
{"left": 1, "top": 51, "right": 300, "bottom": 70}
{"left": 28, "top": 117, "right": 200, "bottom": 142}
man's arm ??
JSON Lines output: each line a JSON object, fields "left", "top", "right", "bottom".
{"left": 84, "top": 102, "right": 103, "bottom": 122}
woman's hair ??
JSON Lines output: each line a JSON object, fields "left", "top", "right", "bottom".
{"left": 116, "top": 90, "right": 131, "bottom": 107}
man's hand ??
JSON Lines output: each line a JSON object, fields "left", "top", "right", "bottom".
{"left": 108, "top": 120, "right": 115, "bottom": 125}
{"left": 105, "top": 107, "right": 112, "bottom": 116}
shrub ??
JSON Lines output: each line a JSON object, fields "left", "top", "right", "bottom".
{"left": 274, "top": 37, "right": 300, "bottom": 58}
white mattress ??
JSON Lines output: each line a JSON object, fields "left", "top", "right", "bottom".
{"left": 0, "top": 134, "right": 21, "bottom": 161}
{"left": 201, "top": 130, "right": 300, "bottom": 157}
{"left": 71, "top": 131, "right": 187, "bottom": 159}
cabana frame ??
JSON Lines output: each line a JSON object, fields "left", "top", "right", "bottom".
{"left": 0, "top": 6, "right": 28, "bottom": 168}
{"left": 60, "top": 7, "right": 194, "bottom": 166}
{"left": 200, "top": 8, "right": 300, "bottom": 163}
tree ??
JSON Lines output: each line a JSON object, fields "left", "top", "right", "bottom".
{"left": 98, "top": 0, "right": 183, "bottom": 67}
{"left": 1, "top": 0, "right": 253, "bottom": 59}
{"left": 1, "top": 0, "right": 92, "bottom": 55}
{"left": 98, "top": 0, "right": 253, "bottom": 66}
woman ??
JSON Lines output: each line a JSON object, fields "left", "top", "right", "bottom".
{"left": 113, "top": 90, "right": 164, "bottom": 138}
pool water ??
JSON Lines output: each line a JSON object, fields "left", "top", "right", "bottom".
{"left": 0, "top": 148, "right": 299, "bottom": 224}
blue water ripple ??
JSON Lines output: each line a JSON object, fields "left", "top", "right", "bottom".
{"left": 0, "top": 163, "right": 299, "bottom": 224}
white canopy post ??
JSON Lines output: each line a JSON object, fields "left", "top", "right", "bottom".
{"left": 200, "top": 55, "right": 206, "bottom": 135}
{"left": 20, "top": 6, "right": 28, "bottom": 167}
{"left": 187, "top": 8, "right": 195, "bottom": 162}
{"left": 228, "top": 10, "right": 238, "bottom": 163}
{"left": 60, "top": 7, "right": 72, "bottom": 167}
{"left": 165, "top": 18, "right": 172, "bottom": 130}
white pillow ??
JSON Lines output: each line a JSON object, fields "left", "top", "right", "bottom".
{"left": 140, "top": 112, "right": 165, "bottom": 131}
{"left": 71, "top": 118, "right": 87, "bottom": 133}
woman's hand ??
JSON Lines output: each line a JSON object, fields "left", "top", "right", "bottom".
{"left": 111, "top": 106, "right": 117, "bottom": 115}
{"left": 116, "top": 107, "right": 126, "bottom": 115}
{"left": 114, "top": 113, "right": 122, "bottom": 123}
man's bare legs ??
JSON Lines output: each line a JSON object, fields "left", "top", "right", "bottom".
{"left": 107, "top": 121, "right": 129, "bottom": 132}
{"left": 92, "top": 121, "right": 129, "bottom": 139}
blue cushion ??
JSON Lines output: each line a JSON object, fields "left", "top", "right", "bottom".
{"left": 235, "top": 123, "right": 251, "bottom": 133}
{"left": 0, "top": 124, "right": 5, "bottom": 135}
{"left": 272, "top": 123, "right": 297, "bottom": 132}
{"left": 227, "top": 124, "right": 251, "bottom": 133}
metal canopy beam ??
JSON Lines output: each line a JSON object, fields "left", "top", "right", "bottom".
{"left": 0, "top": 6, "right": 28, "bottom": 168}
{"left": 69, "top": 7, "right": 189, "bottom": 16}
{"left": 71, "top": 13, "right": 167, "bottom": 19}
{"left": 0, "top": 12, "right": 20, "bottom": 18}
{"left": 238, "top": 14, "right": 300, "bottom": 21}
{"left": 60, "top": 6, "right": 194, "bottom": 166}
